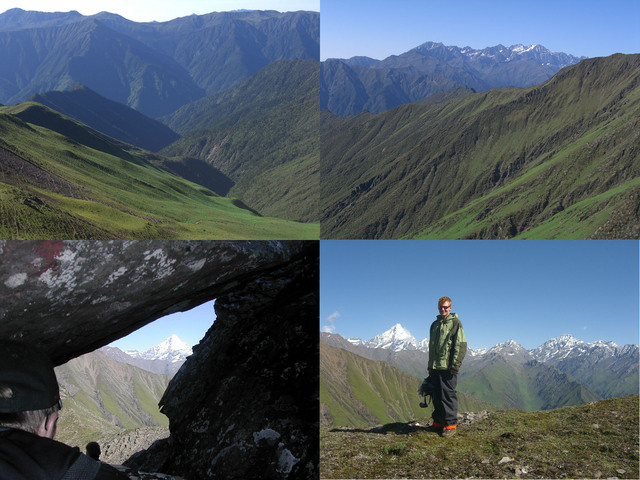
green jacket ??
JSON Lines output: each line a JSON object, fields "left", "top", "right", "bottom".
{"left": 428, "top": 313, "right": 467, "bottom": 373}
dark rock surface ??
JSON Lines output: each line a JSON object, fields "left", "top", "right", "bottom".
{"left": 0, "top": 240, "right": 318, "bottom": 479}
{"left": 158, "top": 244, "right": 318, "bottom": 479}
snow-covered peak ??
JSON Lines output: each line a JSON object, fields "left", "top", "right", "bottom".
{"left": 368, "top": 323, "right": 421, "bottom": 351}
{"left": 127, "top": 334, "right": 192, "bottom": 363}
{"left": 511, "top": 44, "right": 539, "bottom": 54}
{"left": 468, "top": 347, "right": 488, "bottom": 357}
{"left": 488, "top": 339, "right": 528, "bottom": 356}
{"left": 530, "top": 334, "right": 584, "bottom": 362}
{"left": 346, "top": 337, "right": 366, "bottom": 347}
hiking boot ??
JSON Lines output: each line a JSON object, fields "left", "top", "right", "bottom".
{"left": 440, "top": 427, "right": 457, "bottom": 437}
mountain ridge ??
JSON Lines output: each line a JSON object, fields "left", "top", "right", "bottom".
{"left": 31, "top": 84, "right": 180, "bottom": 151}
{"left": 160, "top": 58, "right": 320, "bottom": 223}
{"left": 321, "top": 53, "right": 640, "bottom": 239}
{"left": 320, "top": 341, "right": 498, "bottom": 428}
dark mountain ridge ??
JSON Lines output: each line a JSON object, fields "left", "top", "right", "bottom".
{"left": 321, "top": 53, "right": 640, "bottom": 239}
{"left": 31, "top": 84, "right": 180, "bottom": 151}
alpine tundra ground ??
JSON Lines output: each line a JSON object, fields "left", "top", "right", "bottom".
{"left": 320, "top": 394, "right": 639, "bottom": 479}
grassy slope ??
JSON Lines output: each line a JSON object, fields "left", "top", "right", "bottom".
{"left": 321, "top": 394, "right": 639, "bottom": 479}
{"left": 321, "top": 54, "right": 640, "bottom": 239}
{"left": 55, "top": 351, "right": 170, "bottom": 449}
{"left": 161, "top": 59, "right": 319, "bottom": 223}
{"left": 0, "top": 103, "right": 317, "bottom": 239}
{"left": 320, "top": 343, "right": 497, "bottom": 428}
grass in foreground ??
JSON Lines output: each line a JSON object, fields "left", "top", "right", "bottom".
{"left": 320, "top": 394, "right": 639, "bottom": 479}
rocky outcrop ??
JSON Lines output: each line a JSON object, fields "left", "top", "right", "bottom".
{"left": 0, "top": 240, "right": 318, "bottom": 479}
{"left": 156, "top": 244, "right": 318, "bottom": 479}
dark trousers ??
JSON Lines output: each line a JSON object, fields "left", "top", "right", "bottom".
{"left": 431, "top": 370, "right": 458, "bottom": 426}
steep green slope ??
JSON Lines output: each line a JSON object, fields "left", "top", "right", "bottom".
{"left": 162, "top": 59, "right": 319, "bottom": 223}
{"left": 321, "top": 395, "right": 639, "bottom": 479}
{"left": 320, "top": 342, "right": 497, "bottom": 428}
{"left": 55, "top": 350, "right": 170, "bottom": 449}
{"left": 321, "top": 54, "right": 640, "bottom": 239}
{"left": 0, "top": 103, "right": 318, "bottom": 239}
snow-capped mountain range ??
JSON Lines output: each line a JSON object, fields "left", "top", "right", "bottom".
{"left": 346, "top": 324, "right": 637, "bottom": 360}
{"left": 101, "top": 334, "right": 192, "bottom": 377}
{"left": 324, "top": 325, "right": 638, "bottom": 405}
{"left": 413, "top": 41, "right": 585, "bottom": 69}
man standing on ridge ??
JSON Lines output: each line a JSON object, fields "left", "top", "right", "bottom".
{"left": 427, "top": 296, "right": 467, "bottom": 437}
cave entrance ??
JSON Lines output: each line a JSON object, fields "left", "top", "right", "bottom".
{"left": 54, "top": 299, "right": 216, "bottom": 464}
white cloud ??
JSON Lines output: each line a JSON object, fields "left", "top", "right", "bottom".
{"left": 327, "top": 312, "right": 340, "bottom": 323}
{"left": 322, "top": 311, "right": 340, "bottom": 334}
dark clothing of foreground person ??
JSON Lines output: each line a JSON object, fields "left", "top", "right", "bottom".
{"left": 0, "top": 340, "right": 128, "bottom": 480}
{"left": 427, "top": 296, "right": 467, "bottom": 437}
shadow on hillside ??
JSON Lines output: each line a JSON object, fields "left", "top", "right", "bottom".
{"left": 330, "top": 421, "right": 432, "bottom": 435}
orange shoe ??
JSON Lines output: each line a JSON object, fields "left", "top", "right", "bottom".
{"left": 440, "top": 425, "right": 457, "bottom": 437}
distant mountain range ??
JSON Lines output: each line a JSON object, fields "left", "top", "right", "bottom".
{"left": 101, "top": 334, "right": 192, "bottom": 376}
{"left": 321, "top": 326, "right": 639, "bottom": 413}
{"left": 321, "top": 53, "right": 640, "bottom": 239}
{"left": 322, "top": 42, "right": 586, "bottom": 116}
{"left": 0, "top": 9, "right": 319, "bottom": 117}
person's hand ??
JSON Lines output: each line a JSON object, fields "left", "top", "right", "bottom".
{"left": 449, "top": 369, "right": 457, "bottom": 375}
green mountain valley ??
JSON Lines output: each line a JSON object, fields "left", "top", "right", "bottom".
{"left": 0, "top": 8, "right": 320, "bottom": 239}
{"left": 0, "top": 102, "right": 317, "bottom": 239}
{"left": 321, "top": 54, "right": 640, "bottom": 239}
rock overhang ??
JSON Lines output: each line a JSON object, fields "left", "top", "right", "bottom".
{"left": 0, "top": 240, "right": 308, "bottom": 365}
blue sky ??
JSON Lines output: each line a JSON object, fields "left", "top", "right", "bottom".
{"left": 321, "top": 0, "right": 640, "bottom": 60}
{"left": 0, "top": 0, "right": 318, "bottom": 22}
{"left": 109, "top": 299, "right": 215, "bottom": 352}
{"left": 320, "top": 240, "right": 640, "bottom": 350}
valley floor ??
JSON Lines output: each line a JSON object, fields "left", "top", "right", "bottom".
{"left": 320, "top": 394, "right": 639, "bottom": 479}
